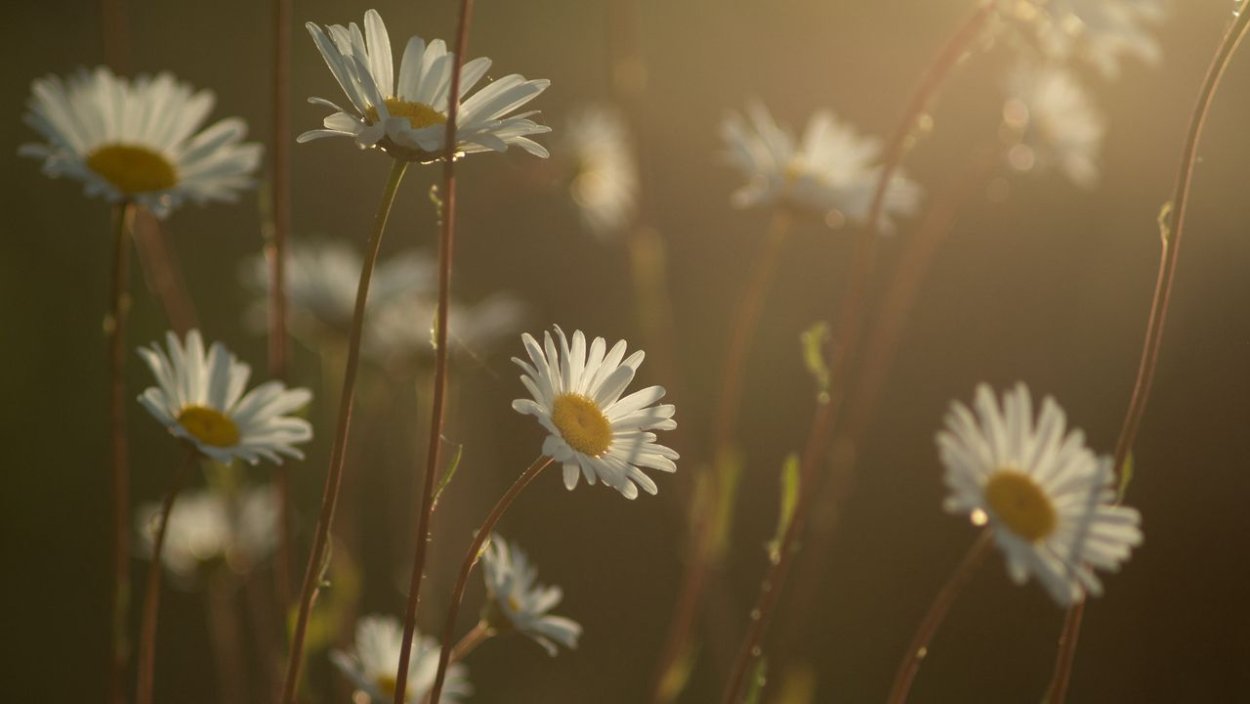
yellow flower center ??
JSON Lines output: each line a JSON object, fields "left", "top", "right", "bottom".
{"left": 367, "top": 98, "right": 447, "bottom": 130}
{"left": 551, "top": 393, "right": 613, "bottom": 457}
{"left": 984, "top": 469, "right": 1056, "bottom": 542}
{"left": 507, "top": 594, "right": 522, "bottom": 613}
{"left": 85, "top": 144, "right": 178, "bottom": 194}
{"left": 375, "top": 674, "right": 400, "bottom": 700}
{"left": 176, "top": 406, "right": 240, "bottom": 448}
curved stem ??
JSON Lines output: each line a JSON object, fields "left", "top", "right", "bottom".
{"left": 135, "top": 450, "right": 196, "bottom": 704}
{"left": 1046, "top": 11, "right": 1250, "bottom": 702}
{"left": 720, "top": 6, "right": 994, "bottom": 702}
{"left": 885, "top": 531, "right": 992, "bottom": 704}
{"left": 393, "top": 0, "right": 474, "bottom": 699}
{"left": 280, "top": 158, "right": 409, "bottom": 704}
{"left": 426, "top": 456, "right": 553, "bottom": 703}
{"left": 106, "top": 201, "right": 134, "bottom": 704}
{"left": 449, "top": 621, "right": 494, "bottom": 665}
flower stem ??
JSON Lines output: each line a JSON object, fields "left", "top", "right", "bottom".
{"left": 135, "top": 449, "right": 196, "bottom": 704}
{"left": 1045, "top": 9, "right": 1250, "bottom": 701}
{"left": 885, "top": 530, "right": 992, "bottom": 704}
{"left": 131, "top": 212, "right": 199, "bottom": 335}
{"left": 450, "top": 621, "right": 494, "bottom": 665}
{"left": 106, "top": 200, "right": 134, "bottom": 704}
{"left": 720, "top": 5, "right": 994, "bottom": 702}
{"left": 426, "top": 456, "right": 553, "bottom": 704}
{"left": 280, "top": 157, "right": 409, "bottom": 704}
{"left": 393, "top": 0, "right": 474, "bottom": 699}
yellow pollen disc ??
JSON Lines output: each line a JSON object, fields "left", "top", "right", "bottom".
{"left": 176, "top": 406, "right": 240, "bottom": 448}
{"left": 85, "top": 144, "right": 178, "bottom": 194}
{"left": 551, "top": 393, "right": 613, "bottom": 457}
{"left": 375, "top": 674, "right": 400, "bottom": 699}
{"left": 507, "top": 595, "right": 522, "bottom": 613}
{"left": 783, "top": 159, "right": 807, "bottom": 184}
{"left": 984, "top": 469, "right": 1056, "bottom": 542}
{"left": 366, "top": 98, "right": 447, "bottom": 130}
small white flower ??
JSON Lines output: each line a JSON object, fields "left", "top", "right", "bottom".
{"left": 135, "top": 484, "right": 280, "bottom": 583}
{"left": 512, "top": 326, "right": 678, "bottom": 500}
{"left": 999, "top": 0, "right": 1164, "bottom": 78}
{"left": 20, "top": 66, "right": 261, "bottom": 218}
{"left": 721, "top": 102, "right": 921, "bottom": 231}
{"left": 365, "top": 291, "right": 526, "bottom": 367}
{"left": 137, "top": 330, "right": 313, "bottom": 464}
{"left": 1003, "top": 62, "right": 1106, "bottom": 188}
{"left": 300, "top": 9, "right": 551, "bottom": 161}
{"left": 481, "top": 535, "right": 582, "bottom": 655}
{"left": 937, "top": 383, "right": 1143, "bottom": 605}
{"left": 560, "top": 106, "right": 638, "bottom": 238}
{"left": 331, "top": 615, "right": 471, "bottom": 704}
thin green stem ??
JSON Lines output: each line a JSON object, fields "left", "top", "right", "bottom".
{"left": 427, "top": 456, "right": 553, "bottom": 703}
{"left": 393, "top": 0, "right": 474, "bottom": 699}
{"left": 280, "top": 158, "right": 409, "bottom": 704}
{"left": 135, "top": 449, "right": 197, "bottom": 704}
{"left": 106, "top": 201, "right": 134, "bottom": 704}
{"left": 1046, "top": 9, "right": 1250, "bottom": 701}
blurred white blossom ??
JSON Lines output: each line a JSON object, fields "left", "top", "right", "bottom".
{"left": 560, "top": 106, "right": 638, "bottom": 238}
{"left": 481, "top": 535, "right": 582, "bottom": 655}
{"left": 998, "top": 0, "right": 1165, "bottom": 77}
{"left": 1003, "top": 62, "right": 1106, "bottom": 188}
{"left": 331, "top": 615, "right": 471, "bottom": 703}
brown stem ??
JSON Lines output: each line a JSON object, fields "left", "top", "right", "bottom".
{"left": 99, "top": 0, "right": 129, "bottom": 73}
{"left": 426, "top": 456, "right": 553, "bottom": 703}
{"left": 450, "top": 621, "right": 493, "bottom": 665}
{"left": 392, "top": 0, "right": 474, "bottom": 699}
{"left": 280, "top": 158, "right": 409, "bottom": 704}
{"left": 131, "top": 212, "right": 199, "bottom": 335}
{"left": 206, "top": 575, "right": 248, "bottom": 704}
{"left": 135, "top": 449, "right": 196, "bottom": 704}
{"left": 1046, "top": 12, "right": 1250, "bottom": 697}
{"left": 720, "top": 5, "right": 994, "bottom": 702}
{"left": 106, "top": 201, "right": 134, "bottom": 704}
{"left": 885, "top": 531, "right": 992, "bottom": 704}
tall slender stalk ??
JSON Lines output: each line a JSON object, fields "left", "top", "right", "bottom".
{"left": 426, "top": 456, "right": 553, "bottom": 703}
{"left": 1045, "top": 9, "right": 1250, "bottom": 701}
{"left": 392, "top": 0, "right": 475, "bottom": 699}
{"left": 280, "top": 158, "right": 410, "bottom": 704}
{"left": 131, "top": 212, "right": 199, "bottom": 335}
{"left": 106, "top": 201, "right": 135, "bottom": 704}
{"left": 720, "top": 5, "right": 994, "bottom": 702}
{"left": 135, "top": 450, "right": 196, "bottom": 704}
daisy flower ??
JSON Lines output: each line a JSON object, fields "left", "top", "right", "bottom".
{"left": 721, "top": 102, "right": 921, "bottom": 231}
{"left": 20, "top": 66, "right": 261, "bottom": 218}
{"left": 937, "top": 383, "right": 1143, "bottom": 605}
{"left": 135, "top": 484, "right": 280, "bottom": 583}
{"left": 331, "top": 615, "right": 471, "bottom": 704}
{"left": 998, "top": 0, "right": 1164, "bottom": 78}
{"left": 136, "top": 330, "right": 313, "bottom": 465}
{"left": 1002, "top": 62, "right": 1106, "bottom": 188}
{"left": 511, "top": 326, "right": 678, "bottom": 500}
{"left": 480, "top": 535, "right": 582, "bottom": 656}
{"left": 300, "top": 9, "right": 551, "bottom": 161}
{"left": 365, "top": 291, "right": 525, "bottom": 367}
{"left": 560, "top": 106, "right": 638, "bottom": 238}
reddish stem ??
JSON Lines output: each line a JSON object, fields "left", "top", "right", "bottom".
{"left": 106, "top": 201, "right": 134, "bottom": 704}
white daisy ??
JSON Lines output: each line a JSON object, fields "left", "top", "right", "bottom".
{"left": 365, "top": 291, "right": 526, "bottom": 366}
{"left": 135, "top": 484, "right": 280, "bottom": 583}
{"left": 721, "top": 102, "right": 921, "bottom": 231}
{"left": 20, "top": 66, "right": 262, "bottom": 218}
{"left": 331, "top": 615, "right": 471, "bottom": 704}
{"left": 1003, "top": 62, "right": 1106, "bottom": 188}
{"left": 937, "top": 383, "right": 1143, "bottom": 605}
{"left": 511, "top": 326, "right": 678, "bottom": 500}
{"left": 299, "top": 9, "right": 551, "bottom": 161}
{"left": 560, "top": 106, "right": 638, "bottom": 238}
{"left": 136, "top": 330, "right": 313, "bottom": 465}
{"left": 480, "top": 535, "right": 582, "bottom": 656}
{"left": 998, "top": 0, "right": 1164, "bottom": 78}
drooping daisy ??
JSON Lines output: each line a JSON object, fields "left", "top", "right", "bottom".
{"left": 135, "top": 484, "right": 280, "bottom": 583}
{"left": 721, "top": 102, "right": 921, "bottom": 231}
{"left": 1002, "top": 62, "right": 1106, "bottom": 188}
{"left": 20, "top": 67, "right": 262, "bottom": 218}
{"left": 998, "top": 0, "right": 1164, "bottom": 78}
{"left": 480, "top": 535, "right": 582, "bottom": 656}
{"left": 560, "top": 106, "right": 638, "bottom": 238}
{"left": 300, "top": 9, "right": 551, "bottom": 161}
{"left": 937, "top": 383, "right": 1143, "bottom": 605}
{"left": 331, "top": 615, "right": 471, "bottom": 704}
{"left": 511, "top": 326, "right": 678, "bottom": 499}
{"left": 136, "top": 330, "right": 313, "bottom": 464}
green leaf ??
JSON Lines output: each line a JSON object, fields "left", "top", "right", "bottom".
{"left": 432, "top": 441, "right": 465, "bottom": 507}
{"left": 800, "top": 322, "right": 832, "bottom": 402}
{"left": 702, "top": 452, "right": 743, "bottom": 562}
{"left": 743, "top": 657, "right": 768, "bottom": 704}
{"left": 1116, "top": 452, "right": 1134, "bottom": 503}
{"left": 767, "top": 454, "right": 801, "bottom": 564}
{"left": 655, "top": 639, "right": 701, "bottom": 703}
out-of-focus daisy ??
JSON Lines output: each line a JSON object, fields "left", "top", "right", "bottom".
{"left": 136, "top": 330, "right": 313, "bottom": 464}
{"left": 560, "top": 106, "right": 638, "bottom": 238}
{"left": 20, "top": 67, "right": 261, "bottom": 218}
{"left": 511, "top": 326, "right": 678, "bottom": 500}
{"left": 135, "top": 484, "right": 280, "bottom": 583}
{"left": 1002, "top": 62, "right": 1105, "bottom": 188}
{"left": 998, "top": 0, "right": 1164, "bottom": 78}
{"left": 721, "top": 102, "right": 921, "bottom": 231}
{"left": 937, "top": 383, "right": 1143, "bottom": 605}
{"left": 480, "top": 535, "right": 581, "bottom": 656}
{"left": 300, "top": 9, "right": 550, "bottom": 161}
{"left": 331, "top": 615, "right": 471, "bottom": 703}
{"left": 365, "top": 292, "right": 525, "bottom": 366}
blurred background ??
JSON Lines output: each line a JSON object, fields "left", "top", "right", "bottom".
{"left": 4, "top": 0, "right": 1250, "bottom": 701}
